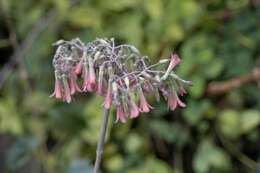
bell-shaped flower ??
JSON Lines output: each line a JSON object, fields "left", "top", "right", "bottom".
{"left": 69, "top": 73, "right": 81, "bottom": 95}
{"left": 162, "top": 54, "right": 181, "bottom": 80}
{"left": 129, "top": 100, "right": 139, "bottom": 118}
{"left": 116, "top": 106, "right": 127, "bottom": 123}
{"left": 103, "top": 83, "right": 112, "bottom": 109}
{"left": 166, "top": 90, "right": 186, "bottom": 111}
{"left": 139, "top": 89, "right": 153, "bottom": 113}
{"left": 62, "top": 75, "right": 72, "bottom": 103}
{"left": 50, "top": 73, "right": 62, "bottom": 99}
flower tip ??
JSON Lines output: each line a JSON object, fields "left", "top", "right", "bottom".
{"left": 187, "top": 81, "right": 193, "bottom": 86}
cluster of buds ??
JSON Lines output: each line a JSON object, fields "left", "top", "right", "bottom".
{"left": 50, "top": 38, "right": 192, "bottom": 123}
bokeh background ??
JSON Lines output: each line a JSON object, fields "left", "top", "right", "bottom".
{"left": 0, "top": 0, "right": 260, "bottom": 173}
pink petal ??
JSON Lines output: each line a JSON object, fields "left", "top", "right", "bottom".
{"left": 130, "top": 100, "right": 139, "bottom": 118}
{"left": 116, "top": 107, "right": 127, "bottom": 123}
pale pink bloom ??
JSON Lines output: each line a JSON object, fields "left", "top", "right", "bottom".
{"left": 97, "top": 82, "right": 105, "bottom": 95}
{"left": 167, "top": 91, "right": 186, "bottom": 111}
{"left": 139, "top": 90, "right": 153, "bottom": 112}
{"left": 162, "top": 54, "right": 181, "bottom": 80}
{"left": 103, "top": 84, "right": 112, "bottom": 109}
{"left": 50, "top": 78, "right": 62, "bottom": 99}
{"left": 129, "top": 100, "right": 139, "bottom": 118}
{"left": 82, "top": 66, "right": 89, "bottom": 91}
{"left": 69, "top": 74, "right": 81, "bottom": 95}
{"left": 74, "top": 59, "right": 83, "bottom": 75}
{"left": 168, "top": 53, "right": 181, "bottom": 70}
{"left": 86, "top": 59, "right": 96, "bottom": 91}
{"left": 97, "top": 66, "right": 105, "bottom": 95}
{"left": 62, "top": 77, "right": 72, "bottom": 103}
{"left": 116, "top": 106, "right": 127, "bottom": 123}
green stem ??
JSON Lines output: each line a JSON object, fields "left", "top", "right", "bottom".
{"left": 93, "top": 108, "right": 110, "bottom": 173}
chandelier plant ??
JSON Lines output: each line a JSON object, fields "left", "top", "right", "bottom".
{"left": 50, "top": 37, "right": 191, "bottom": 173}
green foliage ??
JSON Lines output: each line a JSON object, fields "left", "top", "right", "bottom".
{"left": 0, "top": 0, "right": 259, "bottom": 173}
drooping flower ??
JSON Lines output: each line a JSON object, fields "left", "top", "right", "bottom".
{"left": 116, "top": 106, "right": 127, "bottom": 123}
{"left": 69, "top": 73, "right": 81, "bottom": 95}
{"left": 82, "top": 63, "right": 89, "bottom": 91}
{"left": 129, "top": 100, "right": 139, "bottom": 118}
{"left": 104, "top": 83, "right": 112, "bottom": 109}
{"left": 50, "top": 74, "right": 62, "bottom": 99}
{"left": 97, "top": 65, "right": 105, "bottom": 95}
{"left": 74, "top": 58, "right": 83, "bottom": 75}
{"left": 139, "top": 89, "right": 153, "bottom": 112}
{"left": 62, "top": 75, "right": 72, "bottom": 103}
{"left": 86, "top": 58, "right": 96, "bottom": 91}
{"left": 166, "top": 90, "right": 186, "bottom": 111}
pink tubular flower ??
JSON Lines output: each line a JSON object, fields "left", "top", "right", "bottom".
{"left": 103, "top": 84, "right": 112, "bottom": 109}
{"left": 62, "top": 75, "right": 72, "bottom": 103}
{"left": 69, "top": 73, "right": 81, "bottom": 95}
{"left": 116, "top": 106, "right": 127, "bottom": 123}
{"left": 97, "top": 81, "right": 105, "bottom": 95}
{"left": 82, "top": 64, "right": 89, "bottom": 92}
{"left": 50, "top": 77, "right": 62, "bottom": 99}
{"left": 129, "top": 100, "right": 139, "bottom": 118}
{"left": 162, "top": 54, "right": 181, "bottom": 80}
{"left": 168, "top": 53, "right": 181, "bottom": 70}
{"left": 139, "top": 89, "right": 153, "bottom": 112}
{"left": 97, "top": 65, "right": 105, "bottom": 95}
{"left": 74, "top": 58, "right": 83, "bottom": 75}
{"left": 86, "top": 59, "right": 96, "bottom": 91}
{"left": 166, "top": 91, "right": 186, "bottom": 111}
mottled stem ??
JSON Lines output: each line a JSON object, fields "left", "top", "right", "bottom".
{"left": 93, "top": 108, "right": 110, "bottom": 173}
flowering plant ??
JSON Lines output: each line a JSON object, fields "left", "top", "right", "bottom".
{"left": 50, "top": 38, "right": 191, "bottom": 173}
{"left": 50, "top": 38, "right": 191, "bottom": 122}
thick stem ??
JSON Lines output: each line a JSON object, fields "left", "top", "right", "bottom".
{"left": 93, "top": 108, "right": 110, "bottom": 173}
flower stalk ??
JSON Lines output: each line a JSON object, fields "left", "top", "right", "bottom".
{"left": 93, "top": 108, "right": 110, "bottom": 173}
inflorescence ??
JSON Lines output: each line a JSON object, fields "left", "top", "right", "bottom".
{"left": 50, "top": 38, "right": 192, "bottom": 123}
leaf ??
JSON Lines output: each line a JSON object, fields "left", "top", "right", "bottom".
{"left": 124, "top": 133, "right": 143, "bottom": 153}
{"left": 144, "top": 0, "right": 163, "bottom": 19}
{"left": 0, "top": 98, "right": 23, "bottom": 135}
{"left": 189, "top": 76, "right": 206, "bottom": 98}
{"left": 7, "top": 137, "right": 39, "bottom": 171}
{"left": 98, "top": 0, "right": 141, "bottom": 11}
{"left": 183, "top": 99, "right": 211, "bottom": 125}
{"left": 240, "top": 110, "right": 260, "bottom": 133}
{"left": 193, "top": 139, "right": 231, "bottom": 173}
{"left": 105, "top": 154, "right": 124, "bottom": 172}
{"left": 143, "top": 157, "right": 171, "bottom": 173}
{"left": 217, "top": 110, "right": 241, "bottom": 139}
{"left": 67, "top": 7, "right": 101, "bottom": 28}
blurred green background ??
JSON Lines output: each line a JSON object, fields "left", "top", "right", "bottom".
{"left": 0, "top": 0, "right": 260, "bottom": 173}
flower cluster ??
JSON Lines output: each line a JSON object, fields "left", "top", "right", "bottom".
{"left": 50, "top": 38, "right": 192, "bottom": 123}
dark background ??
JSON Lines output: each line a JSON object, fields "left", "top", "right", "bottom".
{"left": 0, "top": 0, "right": 260, "bottom": 173}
